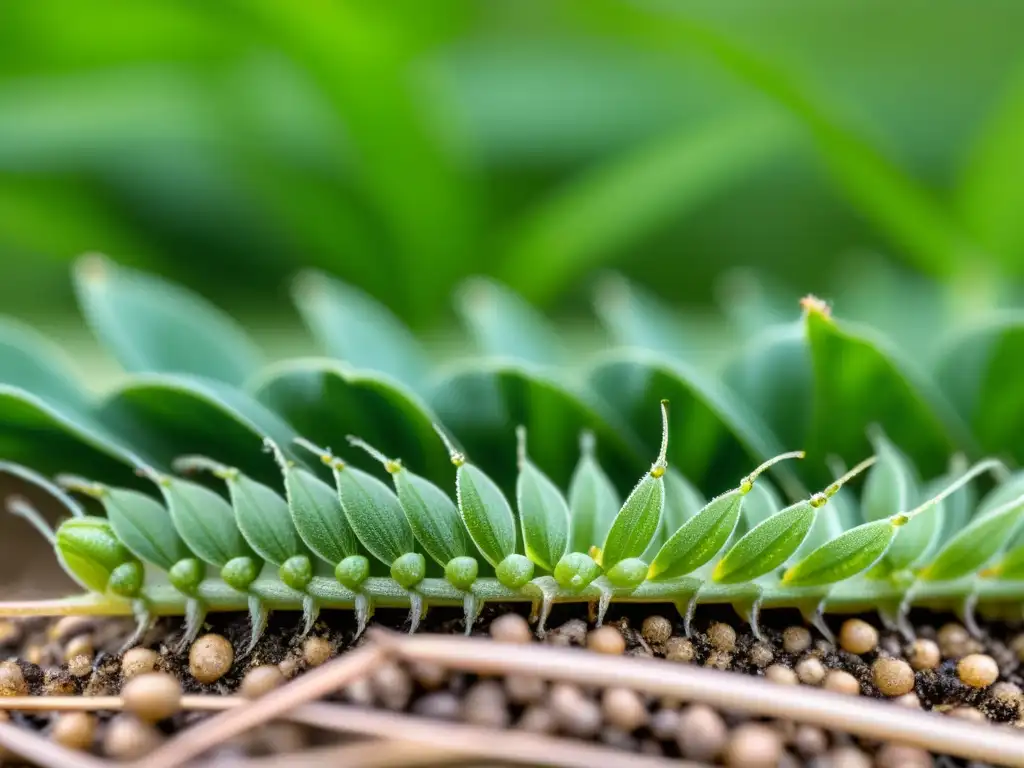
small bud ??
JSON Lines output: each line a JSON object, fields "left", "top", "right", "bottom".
{"left": 553, "top": 552, "right": 602, "bottom": 592}
{"left": 605, "top": 557, "right": 647, "bottom": 590}
{"left": 496, "top": 554, "right": 535, "bottom": 589}
{"left": 445, "top": 556, "right": 479, "bottom": 591}
{"left": 279, "top": 555, "right": 313, "bottom": 591}
{"left": 335, "top": 555, "right": 369, "bottom": 590}
{"left": 220, "top": 556, "right": 259, "bottom": 591}
{"left": 390, "top": 552, "right": 426, "bottom": 589}
{"left": 168, "top": 558, "right": 204, "bottom": 596}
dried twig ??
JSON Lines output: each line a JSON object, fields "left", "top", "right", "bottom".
{"left": 0, "top": 696, "right": 238, "bottom": 713}
{"left": 230, "top": 740, "right": 468, "bottom": 768}
{"left": 380, "top": 632, "right": 1024, "bottom": 768}
{"left": 0, "top": 718, "right": 111, "bottom": 768}
{"left": 135, "top": 641, "right": 388, "bottom": 768}
{"left": 289, "top": 703, "right": 697, "bottom": 768}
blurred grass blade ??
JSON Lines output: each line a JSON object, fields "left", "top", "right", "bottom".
{"left": 99, "top": 374, "right": 297, "bottom": 486}
{"left": 567, "top": 433, "right": 620, "bottom": 552}
{"left": 500, "top": 110, "right": 793, "bottom": 303}
{"left": 803, "top": 300, "right": 973, "bottom": 480}
{"left": 0, "top": 318, "right": 93, "bottom": 417}
{"left": 251, "top": 359, "right": 451, "bottom": 488}
{"left": 593, "top": 274, "right": 692, "bottom": 360}
{"left": 74, "top": 255, "right": 262, "bottom": 385}
{"left": 455, "top": 277, "right": 565, "bottom": 366}
{"left": 292, "top": 270, "right": 430, "bottom": 389}
{"left": 577, "top": 0, "right": 981, "bottom": 279}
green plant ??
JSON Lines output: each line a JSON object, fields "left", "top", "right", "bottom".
{"left": 2, "top": 256, "right": 1024, "bottom": 652}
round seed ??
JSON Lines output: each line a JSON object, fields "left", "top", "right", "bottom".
{"left": 278, "top": 656, "right": 300, "bottom": 679}
{"left": 103, "top": 715, "right": 162, "bottom": 760}
{"left": 826, "top": 747, "right": 872, "bottom": 768}
{"left": 550, "top": 683, "right": 601, "bottom": 737}
{"left": 823, "top": 670, "right": 860, "bottom": 696}
{"left": 641, "top": 615, "right": 672, "bottom": 645}
{"left": 121, "top": 648, "right": 159, "bottom": 681}
{"left": 765, "top": 664, "right": 798, "bottom": 685}
{"left": 989, "top": 681, "right": 1023, "bottom": 711}
{"left": 906, "top": 639, "right": 940, "bottom": 670}
{"left": 676, "top": 704, "right": 727, "bottom": 761}
{"left": 0, "top": 661, "right": 28, "bottom": 697}
{"left": 49, "top": 616, "right": 94, "bottom": 643}
{"left": 586, "top": 626, "right": 626, "bottom": 655}
{"left": 602, "top": 687, "right": 647, "bottom": 731}
{"left": 518, "top": 705, "right": 556, "bottom": 734}
{"left": 795, "top": 656, "right": 826, "bottom": 686}
{"left": 410, "top": 662, "right": 448, "bottom": 691}
{"left": 189, "top": 634, "right": 234, "bottom": 684}
{"left": 370, "top": 662, "right": 412, "bottom": 710}
{"left": 876, "top": 744, "right": 933, "bottom": 768}
{"left": 872, "top": 658, "right": 915, "bottom": 696}
{"left": 782, "top": 626, "right": 812, "bottom": 654}
{"left": 724, "top": 723, "right": 782, "bottom": 768}
{"left": 792, "top": 724, "right": 828, "bottom": 758}
{"left": 67, "top": 655, "right": 92, "bottom": 679}
{"left": 239, "top": 665, "right": 285, "bottom": 699}
{"left": 121, "top": 673, "right": 182, "bottom": 722}
{"left": 51, "top": 712, "right": 96, "bottom": 751}
{"left": 490, "top": 613, "right": 532, "bottom": 644}
{"left": 63, "top": 635, "right": 93, "bottom": 664}
{"left": 0, "top": 621, "right": 22, "bottom": 646}
{"left": 649, "top": 707, "right": 680, "bottom": 740}
{"left": 412, "top": 692, "right": 461, "bottom": 721}
{"left": 838, "top": 619, "right": 878, "bottom": 655}
{"left": 937, "top": 623, "right": 975, "bottom": 658}
{"left": 748, "top": 641, "right": 774, "bottom": 668}
{"left": 664, "top": 637, "right": 695, "bottom": 663}
{"left": 504, "top": 674, "right": 546, "bottom": 705}
{"left": 957, "top": 653, "right": 999, "bottom": 688}
{"left": 463, "top": 680, "right": 509, "bottom": 729}
{"left": 302, "top": 636, "right": 332, "bottom": 667}
{"left": 707, "top": 622, "right": 736, "bottom": 652}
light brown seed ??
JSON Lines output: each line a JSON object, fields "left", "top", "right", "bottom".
{"left": 876, "top": 743, "right": 933, "bottom": 768}
{"left": 782, "top": 626, "right": 812, "bottom": 654}
{"left": 278, "top": 655, "right": 300, "bottom": 679}
{"left": 823, "top": 670, "right": 860, "bottom": 696}
{"left": 504, "top": 674, "right": 546, "bottom": 705}
{"left": 63, "top": 634, "right": 94, "bottom": 664}
{"left": 67, "top": 654, "right": 92, "bottom": 679}
{"left": 649, "top": 707, "right": 680, "bottom": 740}
{"left": 0, "top": 661, "right": 28, "bottom": 697}
{"left": 412, "top": 691, "right": 461, "bottom": 721}
{"left": 0, "top": 621, "right": 21, "bottom": 646}
{"left": 765, "top": 664, "right": 798, "bottom": 685}
{"left": 602, "top": 687, "right": 648, "bottom": 731}
{"left": 409, "top": 661, "right": 448, "bottom": 690}
{"left": 792, "top": 724, "right": 828, "bottom": 758}
{"left": 957, "top": 653, "right": 999, "bottom": 688}
{"left": 838, "top": 619, "right": 878, "bottom": 655}
{"left": 748, "top": 641, "right": 775, "bottom": 668}
{"left": 641, "top": 615, "right": 673, "bottom": 645}
{"left": 239, "top": 665, "right": 285, "bottom": 699}
{"left": 707, "top": 622, "right": 736, "bottom": 652}
{"left": 103, "top": 715, "right": 163, "bottom": 760}
{"left": 49, "top": 616, "right": 94, "bottom": 643}
{"left": 121, "top": 647, "right": 159, "bottom": 680}
{"left": 550, "top": 683, "right": 601, "bottom": 737}
{"left": 586, "top": 626, "right": 626, "bottom": 655}
{"left": 664, "top": 636, "right": 695, "bottom": 662}
{"left": 122, "top": 672, "right": 182, "bottom": 722}
{"left": 676, "top": 704, "right": 727, "bottom": 761}
{"left": 370, "top": 662, "right": 412, "bottom": 710}
{"left": 872, "top": 658, "right": 915, "bottom": 696}
{"left": 189, "top": 634, "right": 234, "bottom": 684}
{"left": 518, "top": 705, "right": 556, "bottom": 734}
{"left": 51, "top": 712, "right": 96, "bottom": 751}
{"left": 795, "top": 656, "right": 826, "bottom": 686}
{"left": 463, "top": 680, "right": 509, "bottom": 729}
{"left": 906, "top": 638, "right": 940, "bottom": 670}
{"left": 704, "top": 650, "right": 732, "bottom": 671}
{"left": 490, "top": 613, "right": 532, "bottom": 644}
{"left": 937, "top": 622, "right": 975, "bottom": 658}
{"left": 724, "top": 723, "right": 782, "bottom": 768}
{"left": 302, "top": 636, "right": 332, "bottom": 667}
{"left": 825, "top": 746, "right": 872, "bottom": 768}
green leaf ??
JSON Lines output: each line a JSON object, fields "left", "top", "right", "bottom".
{"left": 657, "top": 467, "right": 707, "bottom": 547}
{"left": 782, "top": 519, "right": 896, "bottom": 588}
{"left": 499, "top": 109, "right": 794, "bottom": 304}
{"left": 713, "top": 500, "right": 815, "bottom": 584}
{"left": 218, "top": 466, "right": 307, "bottom": 566}
{"left": 100, "top": 374, "right": 298, "bottom": 486}
{"left": 96, "top": 485, "right": 192, "bottom": 571}
{"left": 976, "top": 470, "right": 1024, "bottom": 519}
{"left": 430, "top": 360, "right": 643, "bottom": 492}
{"left": 739, "top": 480, "right": 781, "bottom": 532}
{"left": 156, "top": 475, "right": 254, "bottom": 568}
{"left": 454, "top": 459, "right": 517, "bottom": 569}
{"left": 251, "top": 359, "right": 450, "bottom": 487}
{"left": 275, "top": 447, "right": 362, "bottom": 566}
{"left": 73, "top": 254, "right": 262, "bottom": 385}
{"left": 988, "top": 544, "right": 1024, "bottom": 580}
{"left": 919, "top": 492, "right": 1024, "bottom": 582}
{"left": 884, "top": 474, "right": 947, "bottom": 573}
{"left": 0, "top": 318, "right": 93, "bottom": 417}
{"left": 593, "top": 274, "right": 693, "bottom": 361}
{"left": 860, "top": 428, "right": 917, "bottom": 522}
{"left": 804, "top": 303, "right": 972, "bottom": 479}
{"left": 648, "top": 489, "right": 743, "bottom": 580}
{"left": 291, "top": 270, "right": 429, "bottom": 389}
{"left": 0, "top": 460, "right": 85, "bottom": 519}
{"left": 455, "top": 277, "right": 565, "bottom": 366}
{"left": 588, "top": 352, "right": 801, "bottom": 497}
{"left": 567, "top": 432, "right": 620, "bottom": 553}
{"left": 332, "top": 460, "right": 415, "bottom": 568}
{"left": 346, "top": 436, "right": 469, "bottom": 569}
{"left": 935, "top": 314, "right": 1024, "bottom": 460}
{"left": 515, "top": 427, "right": 570, "bottom": 571}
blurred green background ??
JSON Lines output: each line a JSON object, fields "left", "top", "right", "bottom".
{"left": 3, "top": 0, "right": 1024, "bottom": 368}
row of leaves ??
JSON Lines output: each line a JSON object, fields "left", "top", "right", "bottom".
{"left": 3, "top": 256, "right": 1024, "bottom": 512}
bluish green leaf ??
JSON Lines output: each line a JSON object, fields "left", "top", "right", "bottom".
{"left": 74, "top": 254, "right": 262, "bottom": 385}
{"left": 156, "top": 475, "right": 254, "bottom": 568}
{"left": 291, "top": 270, "right": 429, "bottom": 389}
{"left": 515, "top": 427, "right": 570, "bottom": 571}
{"left": 567, "top": 432, "right": 620, "bottom": 552}
{"left": 455, "top": 459, "right": 517, "bottom": 569}
{"left": 593, "top": 274, "right": 694, "bottom": 360}
{"left": 919, "top": 492, "right": 1024, "bottom": 582}
{"left": 96, "top": 485, "right": 192, "bottom": 571}
{"left": 0, "top": 318, "right": 93, "bottom": 417}
{"left": 331, "top": 459, "right": 415, "bottom": 568}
